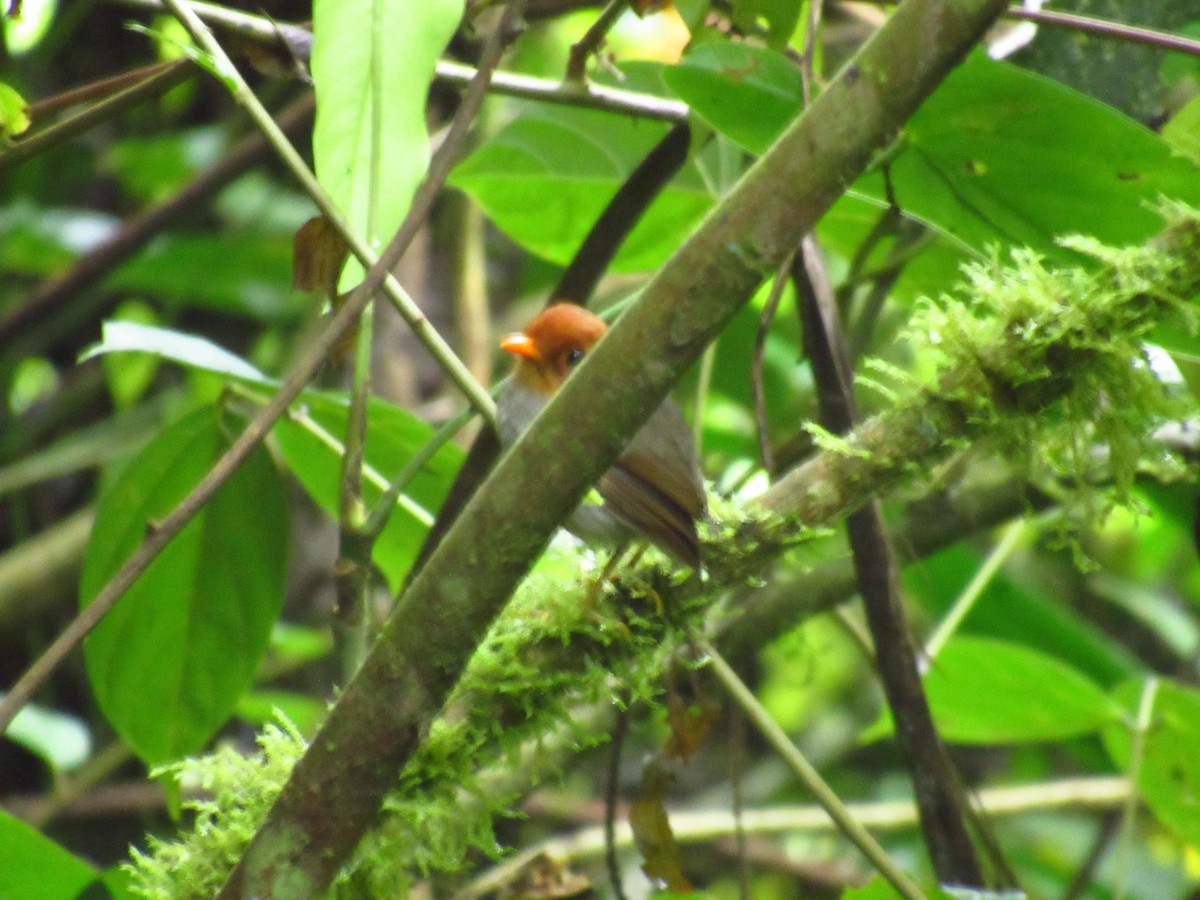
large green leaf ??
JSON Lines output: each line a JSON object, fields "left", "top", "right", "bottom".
{"left": 450, "top": 63, "right": 732, "bottom": 273}
{"left": 904, "top": 544, "right": 1140, "bottom": 688}
{"left": 662, "top": 41, "right": 802, "bottom": 156}
{"left": 0, "top": 810, "right": 103, "bottom": 900}
{"left": 869, "top": 637, "right": 1119, "bottom": 745}
{"left": 272, "top": 391, "right": 463, "bottom": 593}
{"left": 923, "top": 638, "right": 1119, "bottom": 744}
{"left": 107, "top": 232, "right": 301, "bottom": 322}
{"left": 856, "top": 52, "right": 1200, "bottom": 256}
{"left": 1104, "top": 678, "right": 1200, "bottom": 847}
{"left": 664, "top": 46, "right": 1200, "bottom": 257}
{"left": 311, "top": 0, "right": 462, "bottom": 284}
{"left": 81, "top": 405, "right": 288, "bottom": 764}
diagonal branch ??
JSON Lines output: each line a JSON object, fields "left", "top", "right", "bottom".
{"left": 215, "top": 1, "right": 1010, "bottom": 895}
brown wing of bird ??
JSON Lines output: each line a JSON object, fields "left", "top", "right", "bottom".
{"left": 598, "top": 399, "right": 706, "bottom": 569}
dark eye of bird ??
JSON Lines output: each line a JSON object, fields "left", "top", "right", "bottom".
{"left": 566, "top": 348, "right": 584, "bottom": 366}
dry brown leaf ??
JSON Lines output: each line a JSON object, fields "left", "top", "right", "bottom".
{"left": 663, "top": 688, "right": 720, "bottom": 761}
{"left": 629, "top": 759, "right": 692, "bottom": 893}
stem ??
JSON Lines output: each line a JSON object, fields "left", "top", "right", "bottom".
{"left": 464, "top": 775, "right": 1130, "bottom": 896}
{"left": 162, "top": 0, "right": 497, "bottom": 426}
{"left": 924, "top": 517, "right": 1026, "bottom": 660}
{"left": 109, "top": 0, "right": 689, "bottom": 120}
{"left": 0, "top": 60, "right": 193, "bottom": 172}
{"left": 1113, "top": 677, "right": 1158, "bottom": 900}
{"left": 566, "top": 0, "right": 630, "bottom": 81}
{"left": 700, "top": 640, "right": 927, "bottom": 900}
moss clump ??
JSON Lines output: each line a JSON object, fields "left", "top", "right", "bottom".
{"left": 125, "top": 208, "right": 1200, "bottom": 897}
{"left": 910, "top": 208, "right": 1200, "bottom": 524}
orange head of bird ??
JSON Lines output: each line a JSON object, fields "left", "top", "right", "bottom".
{"left": 500, "top": 303, "right": 607, "bottom": 395}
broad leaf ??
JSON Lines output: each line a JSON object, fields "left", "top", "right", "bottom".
{"left": 450, "top": 63, "right": 731, "bottom": 273}
{"left": 6, "top": 699, "right": 92, "bottom": 772}
{"left": 81, "top": 405, "right": 288, "bottom": 763}
{"left": 81, "top": 320, "right": 271, "bottom": 385}
{"left": 922, "top": 638, "right": 1118, "bottom": 743}
{"left": 868, "top": 637, "right": 1118, "bottom": 745}
{"left": 855, "top": 52, "right": 1200, "bottom": 256}
{"left": 663, "top": 41, "right": 802, "bottom": 155}
{"left": 666, "top": 47, "right": 1200, "bottom": 257}
{"left": 311, "top": 0, "right": 462, "bottom": 285}
{"left": 1104, "top": 678, "right": 1200, "bottom": 847}
{"left": 272, "top": 391, "right": 463, "bottom": 592}
{"left": 0, "top": 810, "right": 103, "bottom": 900}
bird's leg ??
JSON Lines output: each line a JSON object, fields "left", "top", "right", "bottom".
{"left": 582, "top": 538, "right": 632, "bottom": 616}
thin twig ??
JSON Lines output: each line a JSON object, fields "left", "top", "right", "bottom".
{"left": 109, "top": 0, "right": 689, "bottom": 120}
{"left": 162, "top": 0, "right": 497, "bottom": 426}
{"left": 26, "top": 59, "right": 181, "bottom": 117}
{"left": 795, "top": 234, "right": 988, "bottom": 887}
{"left": 362, "top": 406, "right": 475, "bottom": 539}
{"left": 333, "top": 313, "right": 375, "bottom": 680}
{"left": 1063, "top": 810, "right": 1122, "bottom": 900}
{"left": 439, "top": 59, "right": 687, "bottom": 120}
{"left": 924, "top": 517, "right": 1026, "bottom": 660}
{"left": 799, "top": 0, "right": 824, "bottom": 103}
{"left": 567, "top": 0, "right": 629, "bottom": 81}
{"left": 454, "top": 196, "right": 493, "bottom": 387}
{"left": 464, "top": 774, "right": 1130, "bottom": 896}
{"left": 1113, "top": 677, "right": 1158, "bottom": 900}
{"left": 604, "top": 698, "right": 631, "bottom": 900}
{"left": 699, "top": 639, "right": 927, "bottom": 900}
{"left": 751, "top": 258, "right": 790, "bottom": 477}
{"left": 0, "top": 59, "right": 193, "bottom": 173}
{"left": 1006, "top": 5, "right": 1200, "bottom": 57}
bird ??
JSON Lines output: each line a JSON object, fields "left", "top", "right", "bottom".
{"left": 497, "top": 303, "right": 707, "bottom": 570}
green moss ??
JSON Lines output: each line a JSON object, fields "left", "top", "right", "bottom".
{"left": 125, "top": 208, "right": 1200, "bottom": 896}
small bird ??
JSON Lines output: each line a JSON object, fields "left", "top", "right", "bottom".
{"left": 497, "top": 303, "right": 707, "bottom": 570}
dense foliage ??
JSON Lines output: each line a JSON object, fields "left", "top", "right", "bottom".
{"left": 3, "top": 1, "right": 1200, "bottom": 897}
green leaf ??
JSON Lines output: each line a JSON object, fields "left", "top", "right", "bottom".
{"left": 6, "top": 699, "right": 92, "bottom": 772}
{"left": 107, "top": 232, "right": 302, "bottom": 322}
{"left": 0, "top": 810, "right": 103, "bottom": 900}
{"left": 868, "top": 637, "right": 1118, "bottom": 745}
{"left": 663, "top": 41, "right": 802, "bottom": 155}
{"left": 924, "top": 638, "right": 1118, "bottom": 743}
{"left": 450, "top": 63, "right": 728, "bottom": 272}
{"left": 237, "top": 689, "right": 326, "bottom": 735}
{"left": 81, "top": 405, "right": 288, "bottom": 763}
{"left": 99, "top": 302, "right": 161, "bottom": 410}
{"left": 311, "top": 0, "right": 462, "bottom": 285}
{"left": 730, "top": 0, "right": 802, "bottom": 47}
{"left": 1104, "top": 678, "right": 1200, "bottom": 847}
{"left": 856, "top": 52, "right": 1200, "bottom": 257}
{"left": 81, "top": 320, "right": 271, "bottom": 385}
{"left": 1163, "top": 94, "right": 1200, "bottom": 167}
{"left": 272, "top": 391, "right": 463, "bottom": 592}
{"left": 903, "top": 544, "right": 1139, "bottom": 688}
{"left": 0, "top": 81, "right": 31, "bottom": 136}
{"left": 662, "top": 46, "right": 1200, "bottom": 257}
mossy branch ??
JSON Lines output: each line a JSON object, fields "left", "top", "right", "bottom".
{"left": 131, "top": 203, "right": 1200, "bottom": 898}
{"left": 209, "top": 1, "right": 1009, "bottom": 895}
